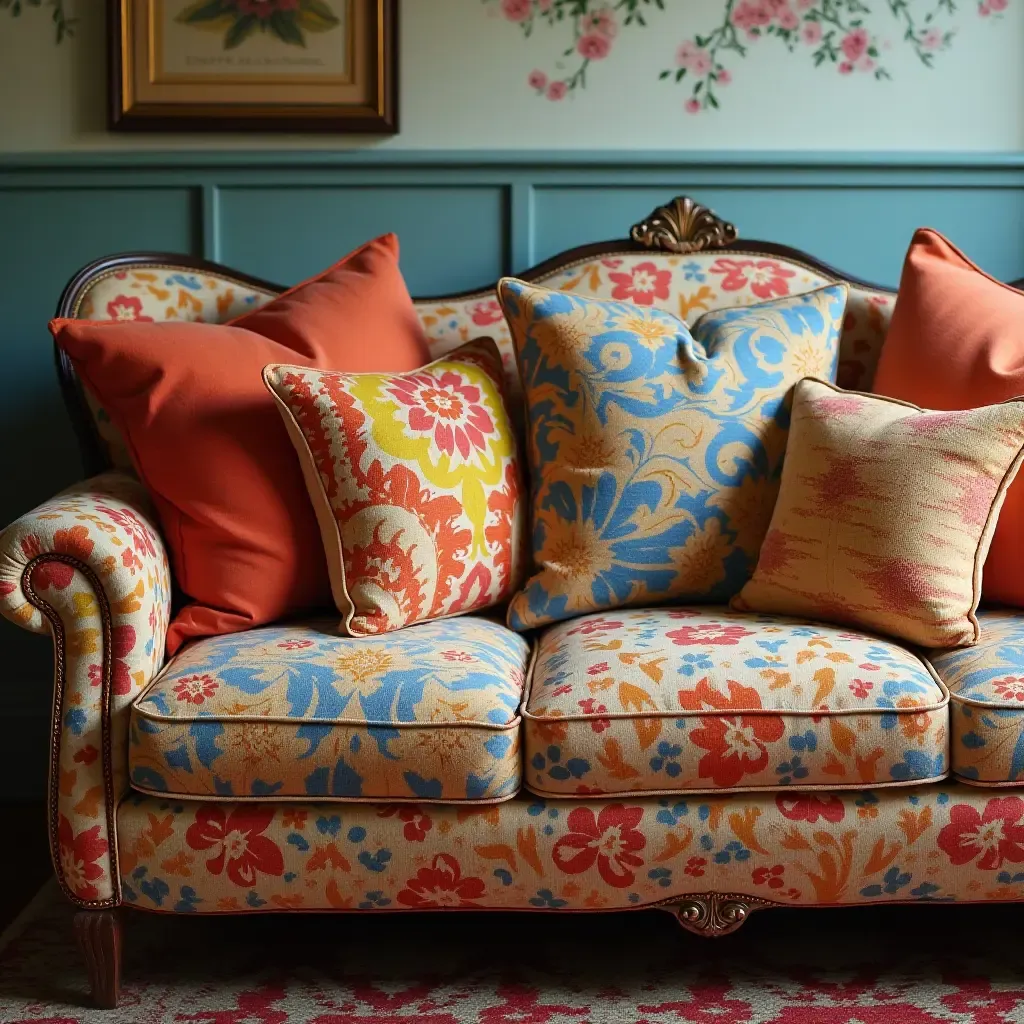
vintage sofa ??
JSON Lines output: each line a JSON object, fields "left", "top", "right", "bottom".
{"left": 4, "top": 196, "right": 1024, "bottom": 1009}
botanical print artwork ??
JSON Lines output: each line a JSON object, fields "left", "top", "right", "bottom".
{"left": 486, "top": 0, "right": 1010, "bottom": 113}
{"left": 176, "top": 0, "right": 342, "bottom": 50}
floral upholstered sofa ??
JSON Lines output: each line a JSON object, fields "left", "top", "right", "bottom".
{"left": 4, "top": 196, "right": 1024, "bottom": 1009}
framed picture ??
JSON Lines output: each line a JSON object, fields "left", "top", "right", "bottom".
{"left": 108, "top": 0, "right": 398, "bottom": 132}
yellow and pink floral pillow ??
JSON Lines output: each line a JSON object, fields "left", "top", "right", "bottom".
{"left": 734, "top": 378, "right": 1024, "bottom": 648}
{"left": 264, "top": 339, "right": 526, "bottom": 635}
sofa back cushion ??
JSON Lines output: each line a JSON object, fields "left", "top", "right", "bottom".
{"left": 65, "top": 249, "right": 894, "bottom": 476}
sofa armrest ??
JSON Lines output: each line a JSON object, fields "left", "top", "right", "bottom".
{"left": 0, "top": 472, "right": 171, "bottom": 907}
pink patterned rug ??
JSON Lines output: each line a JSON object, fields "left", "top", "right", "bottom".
{"left": 3, "top": 883, "right": 1024, "bottom": 1023}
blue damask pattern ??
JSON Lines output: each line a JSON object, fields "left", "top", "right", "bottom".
{"left": 929, "top": 610, "right": 1024, "bottom": 784}
{"left": 129, "top": 616, "right": 530, "bottom": 803}
{"left": 498, "top": 279, "right": 849, "bottom": 630}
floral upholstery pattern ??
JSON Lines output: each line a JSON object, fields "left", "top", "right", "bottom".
{"left": 0, "top": 472, "right": 171, "bottom": 905}
{"left": 735, "top": 379, "right": 1024, "bottom": 648}
{"left": 264, "top": 341, "right": 526, "bottom": 635}
{"left": 118, "top": 782, "right": 1024, "bottom": 913}
{"left": 129, "top": 617, "right": 530, "bottom": 803}
{"left": 929, "top": 610, "right": 1024, "bottom": 786}
{"left": 525, "top": 608, "right": 947, "bottom": 797}
{"left": 71, "top": 254, "right": 894, "bottom": 473}
{"left": 500, "top": 280, "right": 848, "bottom": 630}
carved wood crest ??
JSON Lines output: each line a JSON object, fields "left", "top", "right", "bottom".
{"left": 631, "top": 196, "right": 737, "bottom": 254}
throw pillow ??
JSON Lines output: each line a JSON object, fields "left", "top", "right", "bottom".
{"left": 53, "top": 235, "right": 431, "bottom": 655}
{"left": 497, "top": 278, "right": 849, "bottom": 631}
{"left": 872, "top": 228, "right": 1024, "bottom": 607}
{"left": 263, "top": 338, "right": 526, "bottom": 635}
{"left": 733, "top": 378, "right": 1024, "bottom": 648}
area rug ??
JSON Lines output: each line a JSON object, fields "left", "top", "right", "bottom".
{"left": 3, "top": 883, "right": 1024, "bottom": 1023}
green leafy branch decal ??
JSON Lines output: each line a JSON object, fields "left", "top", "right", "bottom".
{"left": 1, "top": 0, "right": 75, "bottom": 43}
{"left": 177, "top": 0, "right": 341, "bottom": 51}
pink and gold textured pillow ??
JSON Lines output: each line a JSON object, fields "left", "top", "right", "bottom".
{"left": 733, "top": 377, "right": 1024, "bottom": 648}
{"left": 264, "top": 339, "right": 527, "bottom": 636}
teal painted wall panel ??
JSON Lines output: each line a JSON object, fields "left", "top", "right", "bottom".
{"left": 2, "top": 152, "right": 1024, "bottom": 800}
{"left": 531, "top": 185, "right": 1024, "bottom": 286}
{"left": 0, "top": 185, "right": 198, "bottom": 799}
{"left": 217, "top": 186, "right": 508, "bottom": 293}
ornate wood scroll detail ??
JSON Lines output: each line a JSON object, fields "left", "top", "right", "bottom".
{"left": 665, "top": 893, "right": 776, "bottom": 937}
{"left": 74, "top": 910, "right": 122, "bottom": 1008}
{"left": 631, "top": 196, "right": 738, "bottom": 254}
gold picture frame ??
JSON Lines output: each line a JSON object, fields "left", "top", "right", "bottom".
{"left": 109, "top": 0, "right": 398, "bottom": 132}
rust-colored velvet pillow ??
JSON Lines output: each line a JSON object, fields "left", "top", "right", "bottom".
{"left": 52, "top": 235, "right": 430, "bottom": 654}
{"left": 872, "top": 229, "right": 1024, "bottom": 607}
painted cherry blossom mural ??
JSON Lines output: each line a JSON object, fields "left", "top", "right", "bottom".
{"left": 486, "top": 0, "right": 1009, "bottom": 113}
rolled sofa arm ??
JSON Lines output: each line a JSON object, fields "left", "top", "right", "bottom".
{"left": 0, "top": 472, "right": 171, "bottom": 907}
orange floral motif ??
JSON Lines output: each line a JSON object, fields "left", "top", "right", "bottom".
{"left": 679, "top": 678, "right": 786, "bottom": 788}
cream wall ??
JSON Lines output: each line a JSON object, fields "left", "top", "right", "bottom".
{"left": 0, "top": 0, "right": 1022, "bottom": 151}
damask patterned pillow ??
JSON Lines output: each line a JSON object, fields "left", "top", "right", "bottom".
{"left": 264, "top": 339, "right": 526, "bottom": 636}
{"left": 498, "top": 278, "right": 849, "bottom": 631}
{"left": 734, "top": 378, "right": 1024, "bottom": 648}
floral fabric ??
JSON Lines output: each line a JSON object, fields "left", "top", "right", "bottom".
{"left": 117, "top": 782, "right": 1024, "bottom": 913}
{"left": 72, "top": 254, "right": 893, "bottom": 473}
{"left": 264, "top": 340, "right": 526, "bottom": 635}
{"left": 129, "top": 616, "right": 530, "bottom": 803}
{"left": 928, "top": 610, "right": 1024, "bottom": 785}
{"left": 499, "top": 280, "right": 848, "bottom": 630}
{"left": 0, "top": 472, "right": 171, "bottom": 905}
{"left": 735, "top": 379, "right": 1024, "bottom": 649}
{"left": 525, "top": 608, "right": 947, "bottom": 797}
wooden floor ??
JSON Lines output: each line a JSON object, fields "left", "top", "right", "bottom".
{"left": 0, "top": 803, "right": 51, "bottom": 932}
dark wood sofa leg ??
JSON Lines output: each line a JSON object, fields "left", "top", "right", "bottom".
{"left": 74, "top": 910, "right": 122, "bottom": 1009}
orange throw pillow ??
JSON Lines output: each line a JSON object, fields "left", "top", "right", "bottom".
{"left": 872, "top": 229, "right": 1024, "bottom": 606}
{"left": 52, "top": 235, "right": 430, "bottom": 654}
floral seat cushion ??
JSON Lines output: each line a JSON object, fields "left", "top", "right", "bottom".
{"left": 928, "top": 610, "right": 1024, "bottom": 786}
{"left": 129, "top": 617, "right": 530, "bottom": 803}
{"left": 524, "top": 608, "right": 949, "bottom": 797}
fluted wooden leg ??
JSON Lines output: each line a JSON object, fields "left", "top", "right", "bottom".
{"left": 73, "top": 910, "right": 122, "bottom": 1009}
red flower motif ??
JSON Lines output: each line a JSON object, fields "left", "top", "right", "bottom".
{"left": 609, "top": 261, "right": 672, "bottom": 306}
{"left": 397, "top": 853, "right": 485, "bottom": 907}
{"left": 58, "top": 815, "right": 108, "bottom": 900}
{"left": 666, "top": 623, "right": 754, "bottom": 647}
{"left": 710, "top": 257, "right": 795, "bottom": 300}
{"left": 937, "top": 797, "right": 1024, "bottom": 871}
{"left": 577, "top": 32, "right": 612, "bottom": 59}
{"left": 74, "top": 745, "right": 99, "bottom": 766}
{"left": 679, "top": 679, "right": 785, "bottom": 788}
{"left": 377, "top": 805, "right": 433, "bottom": 842}
{"left": 441, "top": 649, "right": 477, "bottom": 663}
{"left": 276, "top": 639, "right": 315, "bottom": 650}
{"left": 752, "top": 864, "right": 786, "bottom": 889}
{"left": 110, "top": 625, "right": 137, "bottom": 697}
{"left": 776, "top": 793, "right": 846, "bottom": 823}
{"left": 186, "top": 806, "right": 284, "bottom": 887}
{"left": 683, "top": 856, "right": 706, "bottom": 877}
{"left": 552, "top": 805, "right": 646, "bottom": 888}
{"left": 469, "top": 300, "right": 504, "bottom": 326}
{"left": 27, "top": 526, "right": 95, "bottom": 591}
{"left": 388, "top": 370, "right": 496, "bottom": 460}
{"left": 993, "top": 676, "right": 1024, "bottom": 702}
{"left": 578, "top": 697, "right": 610, "bottom": 733}
{"left": 849, "top": 678, "right": 874, "bottom": 698}
{"left": 173, "top": 674, "right": 219, "bottom": 705}
{"left": 105, "top": 294, "right": 153, "bottom": 322}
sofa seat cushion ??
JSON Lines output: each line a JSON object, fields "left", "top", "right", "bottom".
{"left": 129, "top": 617, "right": 529, "bottom": 803}
{"left": 524, "top": 608, "right": 948, "bottom": 797}
{"left": 928, "top": 610, "right": 1024, "bottom": 785}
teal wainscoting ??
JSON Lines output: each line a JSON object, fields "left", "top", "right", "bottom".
{"left": 2, "top": 148, "right": 1024, "bottom": 799}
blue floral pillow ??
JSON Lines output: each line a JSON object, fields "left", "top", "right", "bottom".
{"left": 498, "top": 279, "right": 849, "bottom": 631}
